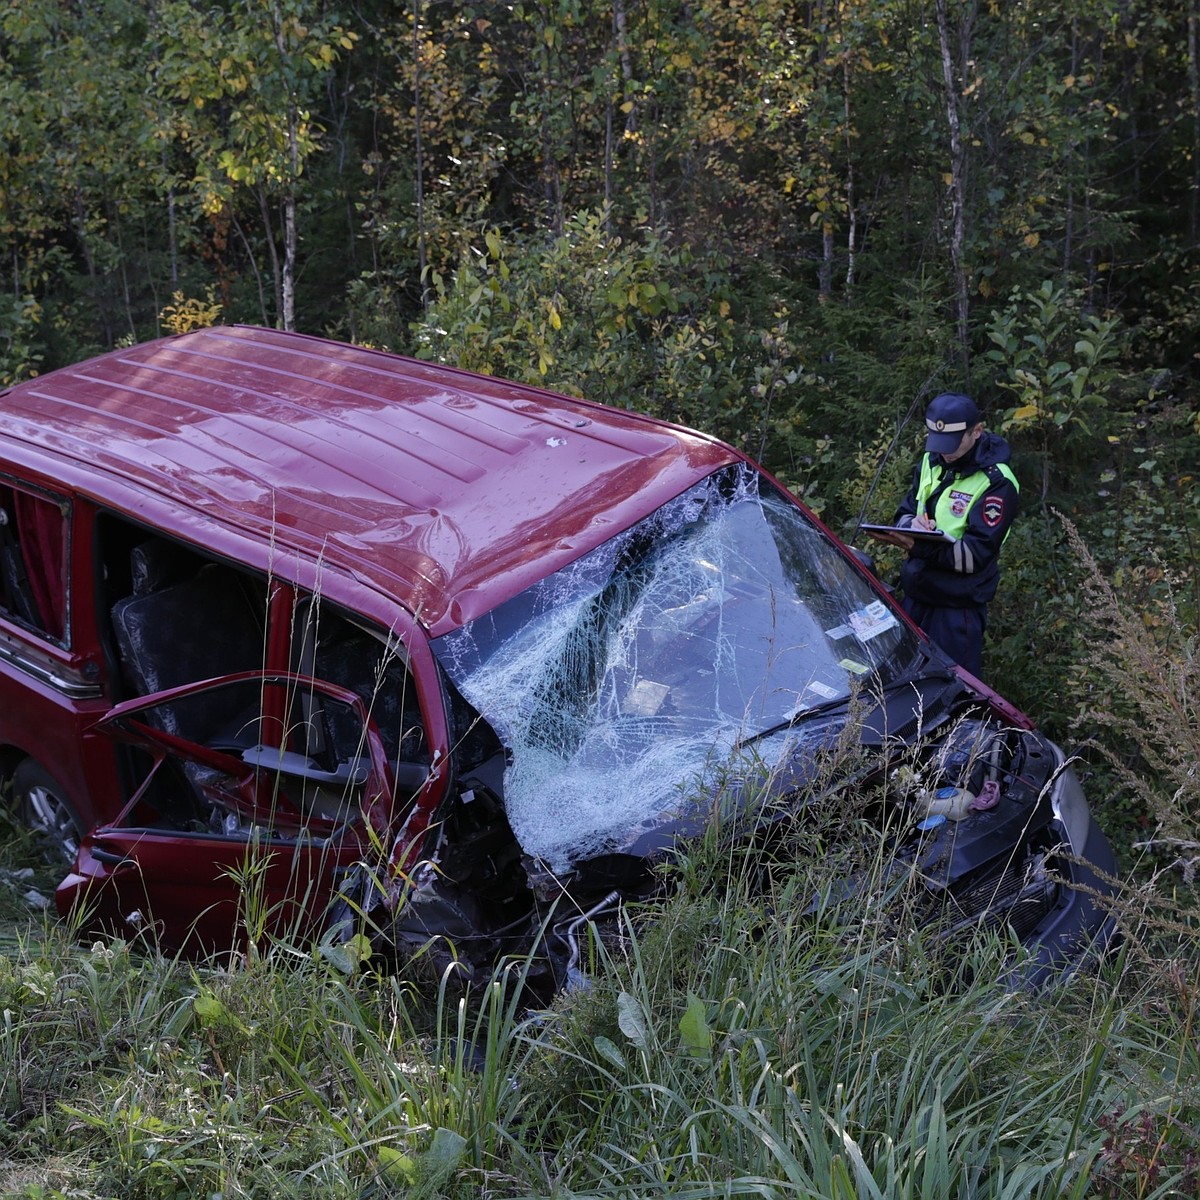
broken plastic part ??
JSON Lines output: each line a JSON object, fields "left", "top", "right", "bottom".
{"left": 971, "top": 779, "right": 1001, "bottom": 811}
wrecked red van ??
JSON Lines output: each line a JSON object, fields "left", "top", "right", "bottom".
{"left": 0, "top": 326, "right": 1116, "bottom": 982}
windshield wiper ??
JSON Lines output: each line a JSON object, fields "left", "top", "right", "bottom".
{"left": 736, "top": 692, "right": 856, "bottom": 750}
{"left": 737, "top": 650, "right": 961, "bottom": 752}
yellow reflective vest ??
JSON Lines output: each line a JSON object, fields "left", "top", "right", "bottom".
{"left": 915, "top": 454, "right": 1019, "bottom": 542}
{"left": 896, "top": 434, "right": 1020, "bottom": 607}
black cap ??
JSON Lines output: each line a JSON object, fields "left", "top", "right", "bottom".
{"left": 924, "top": 392, "right": 980, "bottom": 455}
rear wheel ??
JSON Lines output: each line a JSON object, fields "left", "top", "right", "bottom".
{"left": 10, "top": 759, "right": 83, "bottom": 864}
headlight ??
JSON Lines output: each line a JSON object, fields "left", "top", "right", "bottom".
{"left": 1047, "top": 743, "right": 1091, "bottom": 855}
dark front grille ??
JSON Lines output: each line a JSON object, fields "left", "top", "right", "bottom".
{"left": 937, "top": 850, "right": 1060, "bottom": 941}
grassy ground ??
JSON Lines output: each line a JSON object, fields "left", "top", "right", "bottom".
{"left": 2, "top": 803, "right": 1198, "bottom": 1200}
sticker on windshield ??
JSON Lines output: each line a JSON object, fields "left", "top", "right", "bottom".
{"left": 847, "top": 600, "right": 899, "bottom": 641}
{"left": 825, "top": 623, "right": 854, "bottom": 640}
{"left": 839, "top": 658, "right": 870, "bottom": 675}
{"left": 783, "top": 681, "right": 842, "bottom": 719}
{"left": 625, "top": 679, "right": 670, "bottom": 716}
{"left": 805, "top": 680, "right": 840, "bottom": 700}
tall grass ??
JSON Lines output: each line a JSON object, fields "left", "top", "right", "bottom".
{"left": 489, "top": 820, "right": 1194, "bottom": 1200}
{"left": 3, "top": 794, "right": 1197, "bottom": 1199}
{"left": 4, "top": 525, "right": 1200, "bottom": 1198}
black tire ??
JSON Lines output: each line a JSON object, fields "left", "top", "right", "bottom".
{"left": 10, "top": 759, "right": 84, "bottom": 864}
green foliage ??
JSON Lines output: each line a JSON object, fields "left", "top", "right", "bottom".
{"left": 982, "top": 413, "right": 1200, "bottom": 871}
{"left": 1064, "top": 514, "right": 1200, "bottom": 875}
{"left": 409, "top": 211, "right": 748, "bottom": 432}
{"left": 0, "top": 0, "right": 1193, "bottom": 394}
{"left": 985, "top": 280, "right": 1124, "bottom": 497}
{"left": 156, "top": 0, "right": 356, "bottom": 209}
{"left": 158, "top": 289, "right": 222, "bottom": 335}
{"left": 0, "top": 295, "right": 44, "bottom": 385}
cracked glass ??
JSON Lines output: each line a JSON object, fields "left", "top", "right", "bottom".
{"left": 433, "top": 465, "right": 921, "bottom": 871}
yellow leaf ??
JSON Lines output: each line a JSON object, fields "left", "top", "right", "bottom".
{"left": 1107, "top": 435, "right": 1121, "bottom": 444}
{"left": 1024, "top": 232, "right": 1040, "bottom": 248}
{"left": 784, "top": 176, "right": 795, "bottom": 194}
{"left": 719, "top": 300, "right": 730, "bottom": 318}
{"left": 1064, "top": 74, "right": 1076, "bottom": 89}
{"left": 941, "top": 172, "right": 953, "bottom": 186}
{"left": 549, "top": 305, "right": 561, "bottom": 330}
{"left": 1012, "top": 404, "right": 1040, "bottom": 422}
{"left": 620, "top": 101, "right": 634, "bottom": 114}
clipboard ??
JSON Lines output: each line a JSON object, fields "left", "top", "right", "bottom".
{"left": 860, "top": 522, "right": 954, "bottom": 543}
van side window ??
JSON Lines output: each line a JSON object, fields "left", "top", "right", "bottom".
{"left": 292, "top": 600, "right": 429, "bottom": 768}
{"left": 0, "top": 483, "right": 68, "bottom": 642}
{"left": 101, "top": 529, "right": 266, "bottom": 705}
{"left": 96, "top": 516, "right": 431, "bottom": 804}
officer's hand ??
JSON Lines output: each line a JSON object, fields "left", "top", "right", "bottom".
{"left": 864, "top": 528, "right": 915, "bottom": 551}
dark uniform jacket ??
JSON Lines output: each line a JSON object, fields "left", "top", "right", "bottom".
{"left": 893, "top": 431, "right": 1019, "bottom": 609}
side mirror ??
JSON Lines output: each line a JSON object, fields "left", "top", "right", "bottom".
{"left": 846, "top": 545, "right": 878, "bottom": 576}
{"left": 846, "top": 545, "right": 895, "bottom": 593}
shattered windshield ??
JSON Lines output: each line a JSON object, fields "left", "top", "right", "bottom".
{"left": 433, "top": 464, "right": 921, "bottom": 871}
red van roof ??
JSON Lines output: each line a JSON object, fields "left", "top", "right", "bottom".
{"left": 0, "top": 326, "right": 736, "bottom": 633}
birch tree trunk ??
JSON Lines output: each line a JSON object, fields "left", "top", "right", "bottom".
{"left": 413, "top": 0, "right": 429, "bottom": 312}
{"left": 1190, "top": 0, "right": 1200, "bottom": 241}
{"left": 843, "top": 53, "right": 857, "bottom": 294}
{"left": 281, "top": 116, "right": 298, "bottom": 332}
{"left": 934, "top": 0, "right": 972, "bottom": 368}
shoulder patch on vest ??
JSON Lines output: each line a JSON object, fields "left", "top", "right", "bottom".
{"left": 982, "top": 494, "right": 1005, "bottom": 527}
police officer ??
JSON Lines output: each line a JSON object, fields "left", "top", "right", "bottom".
{"left": 868, "top": 392, "right": 1019, "bottom": 678}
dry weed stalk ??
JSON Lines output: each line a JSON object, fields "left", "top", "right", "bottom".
{"left": 1060, "top": 515, "right": 1199, "bottom": 975}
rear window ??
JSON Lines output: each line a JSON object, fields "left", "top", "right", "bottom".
{"left": 0, "top": 480, "right": 69, "bottom": 643}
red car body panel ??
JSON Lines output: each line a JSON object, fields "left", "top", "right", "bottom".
{"left": 60, "top": 831, "right": 366, "bottom": 955}
{"left": 55, "top": 672, "right": 392, "bottom": 953}
{"left": 3, "top": 326, "right": 737, "bottom": 635}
